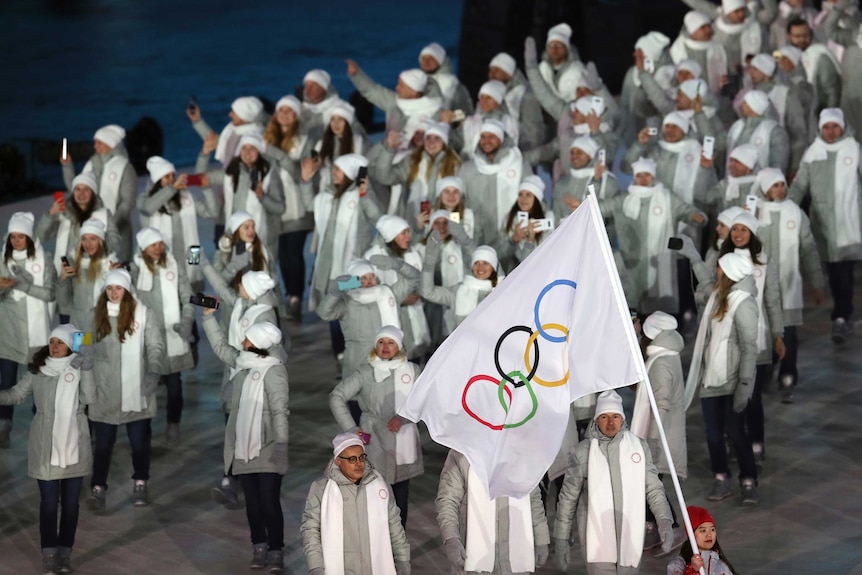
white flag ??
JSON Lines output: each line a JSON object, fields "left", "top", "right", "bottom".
{"left": 399, "top": 194, "right": 645, "bottom": 499}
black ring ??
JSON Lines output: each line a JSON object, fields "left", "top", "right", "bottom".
{"left": 494, "top": 325, "right": 539, "bottom": 387}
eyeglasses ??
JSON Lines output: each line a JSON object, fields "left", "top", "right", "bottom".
{"left": 338, "top": 454, "right": 367, "bottom": 464}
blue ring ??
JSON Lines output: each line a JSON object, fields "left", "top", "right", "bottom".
{"left": 533, "top": 279, "right": 577, "bottom": 342}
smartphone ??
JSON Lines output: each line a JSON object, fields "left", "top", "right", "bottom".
{"left": 449, "top": 212, "right": 461, "bottom": 224}
{"left": 249, "top": 168, "right": 260, "bottom": 190}
{"left": 338, "top": 276, "right": 362, "bottom": 291}
{"left": 185, "top": 173, "right": 204, "bottom": 187}
{"left": 71, "top": 331, "right": 84, "bottom": 353}
{"left": 355, "top": 166, "right": 368, "bottom": 183}
{"left": 667, "top": 237, "right": 684, "bottom": 250}
{"left": 420, "top": 200, "right": 431, "bottom": 214}
{"left": 358, "top": 431, "right": 371, "bottom": 445}
{"left": 702, "top": 136, "right": 715, "bottom": 161}
{"left": 60, "top": 256, "right": 70, "bottom": 267}
{"left": 535, "top": 218, "right": 554, "bottom": 231}
{"left": 517, "top": 211, "right": 530, "bottom": 228}
{"left": 745, "top": 194, "right": 759, "bottom": 213}
{"left": 647, "top": 127, "right": 658, "bottom": 136}
{"left": 644, "top": 57, "right": 654, "bottom": 74}
{"left": 235, "top": 241, "right": 247, "bottom": 256}
{"left": 773, "top": 50, "right": 782, "bottom": 60}
{"left": 189, "top": 295, "right": 219, "bottom": 309}
{"left": 188, "top": 245, "right": 201, "bottom": 265}
{"left": 591, "top": 96, "right": 604, "bottom": 114}
{"left": 54, "top": 191, "right": 66, "bottom": 205}
{"left": 188, "top": 95, "right": 198, "bottom": 113}
{"left": 61, "top": 138, "right": 68, "bottom": 161}
{"left": 598, "top": 149, "right": 606, "bottom": 165}
{"left": 452, "top": 109, "right": 466, "bottom": 122}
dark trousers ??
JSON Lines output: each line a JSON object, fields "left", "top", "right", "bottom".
{"left": 676, "top": 258, "right": 696, "bottom": 316}
{"left": 37, "top": 477, "right": 83, "bottom": 549}
{"left": 238, "top": 473, "right": 284, "bottom": 550}
{"left": 278, "top": 230, "right": 309, "bottom": 298}
{"left": 329, "top": 321, "right": 345, "bottom": 356}
{"left": 779, "top": 326, "right": 798, "bottom": 382}
{"left": 827, "top": 261, "right": 855, "bottom": 320}
{"left": 59, "top": 314, "right": 70, "bottom": 325}
{"left": 391, "top": 479, "right": 410, "bottom": 528}
{"left": 701, "top": 395, "right": 757, "bottom": 482}
{"left": 91, "top": 419, "right": 152, "bottom": 489}
{"left": 0, "top": 358, "right": 19, "bottom": 421}
{"left": 746, "top": 364, "right": 771, "bottom": 444}
{"left": 163, "top": 372, "right": 183, "bottom": 423}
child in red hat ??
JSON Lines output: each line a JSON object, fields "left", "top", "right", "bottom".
{"left": 667, "top": 506, "right": 739, "bottom": 575}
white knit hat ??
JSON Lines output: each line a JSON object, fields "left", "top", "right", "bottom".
{"left": 136, "top": 227, "right": 163, "bottom": 251}
{"left": 546, "top": 23, "right": 572, "bottom": 47}
{"left": 750, "top": 53, "right": 776, "bottom": 77}
{"left": 436, "top": 176, "right": 463, "bottom": 197}
{"left": 631, "top": 157, "right": 657, "bottom": 177}
{"left": 333, "top": 153, "right": 369, "bottom": 181}
{"left": 479, "top": 80, "right": 507, "bottom": 104}
{"left": 50, "top": 324, "right": 79, "bottom": 350}
{"left": 80, "top": 218, "right": 106, "bottom": 239}
{"left": 400, "top": 69, "right": 428, "bottom": 93}
{"left": 743, "top": 90, "right": 770, "bottom": 116}
{"left": 424, "top": 121, "right": 450, "bottom": 145}
{"left": 594, "top": 390, "right": 625, "bottom": 420}
{"left": 729, "top": 144, "right": 759, "bottom": 169}
{"left": 684, "top": 11, "right": 712, "bottom": 35}
{"left": 519, "top": 175, "right": 545, "bottom": 199}
{"left": 93, "top": 124, "right": 125, "bottom": 148}
{"left": 819, "top": 107, "right": 845, "bottom": 130}
{"left": 104, "top": 268, "right": 132, "bottom": 291}
{"left": 241, "top": 270, "right": 276, "bottom": 300}
{"left": 231, "top": 97, "right": 263, "bottom": 123}
{"left": 275, "top": 95, "right": 301, "bottom": 115}
{"left": 420, "top": 42, "right": 446, "bottom": 65}
{"left": 718, "top": 252, "right": 753, "bottom": 281}
{"left": 332, "top": 431, "right": 364, "bottom": 457}
{"left": 375, "top": 325, "right": 404, "bottom": 349}
{"left": 376, "top": 215, "right": 410, "bottom": 243}
{"left": 489, "top": 52, "right": 517, "bottom": 76}
{"left": 146, "top": 156, "right": 175, "bottom": 184}
{"left": 722, "top": 0, "right": 746, "bottom": 13}
{"left": 228, "top": 210, "right": 255, "bottom": 234}
{"left": 717, "top": 206, "right": 745, "bottom": 227}
{"left": 635, "top": 31, "right": 670, "bottom": 61}
{"left": 8, "top": 212, "right": 34, "bottom": 238}
{"left": 676, "top": 59, "right": 703, "bottom": 79}
{"left": 347, "top": 258, "right": 375, "bottom": 278}
{"left": 663, "top": 110, "right": 690, "bottom": 134}
{"left": 304, "top": 69, "right": 331, "bottom": 91}
{"left": 430, "top": 209, "right": 451, "bottom": 224}
{"left": 324, "top": 99, "right": 356, "bottom": 126}
{"left": 732, "top": 210, "right": 761, "bottom": 234}
{"left": 570, "top": 135, "right": 599, "bottom": 158}
{"left": 679, "top": 78, "right": 708, "bottom": 100}
{"left": 757, "top": 167, "right": 786, "bottom": 194}
{"left": 778, "top": 45, "right": 802, "bottom": 66}
{"left": 245, "top": 322, "right": 282, "bottom": 350}
{"left": 642, "top": 311, "right": 678, "bottom": 339}
{"left": 71, "top": 172, "right": 97, "bottom": 193}
{"left": 479, "top": 119, "right": 506, "bottom": 141}
{"left": 471, "top": 245, "right": 498, "bottom": 269}
{"left": 238, "top": 133, "right": 264, "bottom": 153}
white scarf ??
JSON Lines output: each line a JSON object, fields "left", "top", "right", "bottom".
{"left": 465, "top": 466, "right": 535, "bottom": 573}
{"left": 462, "top": 113, "right": 520, "bottom": 158}
{"left": 367, "top": 248, "right": 430, "bottom": 349}
{"left": 724, "top": 174, "right": 757, "bottom": 202}
{"left": 728, "top": 118, "right": 777, "bottom": 172}
{"left": 108, "top": 300, "right": 148, "bottom": 413}
{"left": 279, "top": 135, "right": 309, "bottom": 223}
{"left": 10, "top": 245, "right": 50, "bottom": 348}
{"left": 215, "top": 122, "right": 260, "bottom": 164}
{"left": 54, "top": 208, "right": 109, "bottom": 274}
{"left": 83, "top": 155, "right": 128, "bottom": 214}
{"left": 394, "top": 95, "right": 442, "bottom": 119}
{"left": 802, "top": 43, "right": 840, "bottom": 85}
{"left": 224, "top": 170, "right": 273, "bottom": 245}
{"left": 433, "top": 72, "right": 459, "bottom": 105}
{"left": 586, "top": 432, "right": 645, "bottom": 568}
{"left": 145, "top": 190, "right": 201, "bottom": 285}
{"left": 454, "top": 275, "right": 493, "bottom": 317}
{"left": 346, "top": 285, "right": 401, "bottom": 329}
{"left": 228, "top": 302, "right": 272, "bottom": 380}
{"left": 760, "top": 200, "right": 804, "bottom": 311}
{"left": 369, "top": 356, "right": 418, "bottom": 465}
{"left": 321, "top": 472, "right": 396, "bottom": 575}
{"left": 406, "top": 155, "right": 432, "bottom": 219}
{"left": 669, "top": 36, "right": 728, "bottom": 91}
{"left": 504, "top": 84, "right": 527, "bottom": 122}
{"left": 659, "top": 138, "right": 703, "bottom": 203}
{"left": 713, "top": 15, "right": 762, "bottom": 67}
{"left": 41, "top": 355, "right": 80, "bottom": 468}
{"left": 623, "top": 185, "right": 675, "bottom": 297}
{"left": 314, "top": 188, "right": 361, "bottom": 281}
{"left": 767, "top": 84, "right": 790, "bottom": 126}
{"left": 440, "top": 239, "right": 467, "bottom": 287}
{"left": 630, "top": 345, "right": 678, "bottom": 439}
{"left": 134, "top": 254, "right": 188, "bottom": 358}
{"left": 538, "top": 60, "right": 584, "bottom": 100}
{"left": 685, "top": 289, "right": 752, "bottom": 408}
{"left": 736, "top": 249, "right": 769, "bottom": 352}
{"left": 233, "top": 350, "right": 281, "bottom": 462}
{"left": 472, "top": 147, "right": 524, "bottom": 228}
{"left": 802, "top": 137, "right": 862, "bottom": 249}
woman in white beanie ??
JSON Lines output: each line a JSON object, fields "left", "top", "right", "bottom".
{"left": 87, "top": 269, "right": 165, "bottom": 511}
{"left": 0, "top": 324, "right": 96, "bottom": 573}
{"left": 202, "top": 313, "right": 289, "bottom": 572}
{"left": 757, "top": 167, "right": 824, "bottom": 401}
{"left": 498, "top": 176, "right": 554, "bottom": 271}
{"left": 488, "top": 51, "right": 546, "bottom": 151}
{"left": 686, "top": 251, "right": 761, "bottom": 505}
{"left": 56, "top": 219, "right": 120, "bottom": 332}
{"left": 617, "top": 31, "right": 675, "bottom": 145}
{"left": 726, "top": 89, "right": 791, "bottom": 173}
{"left": 419, "top": 41, "right": 475, "bottom": 114}
{"left": 329, "top": 325, "right": 423, "bottom": 527}
{"left": 431, "top": 176, "right": 479, "bottom": 242}
{"left": 213, "top": 211, "right": 279, "bottom": 294}
{"left": 0, "top": 212, "right": 56, "bottom": 448}
{"left": 455, "top": 80, "right": 521, "bottom": 158}
{"left": 60, "top": 124, "right": 137, "bottom": 261}
{"left": 553, "top": 135, "right": 622, "bottom": 224}
{"left": 188, "top": 96, "right": 267, "bottom": 166}
{"left": 364, "top": 216, "right": 431, "bottom": 361}
{"left": 37, "top": 171, "right": 121, "bottom": 281}
{"left": 309, "top": 99, "right": 369, "bottom": 195}
{"left": 129, "top": 228, "right": 195, "bottom": 444}
{"left": 370, "top": 121, "right": 461, "bottom": 231}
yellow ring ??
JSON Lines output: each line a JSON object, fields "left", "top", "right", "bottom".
{"left": 524, "top": 323, "right": 570, "bottom": 387}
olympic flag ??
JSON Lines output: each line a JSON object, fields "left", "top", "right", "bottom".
{"left": 398, "top": 194, "right": 645, "bottom": 499}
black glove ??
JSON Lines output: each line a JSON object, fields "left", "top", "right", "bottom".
{"left": 142, "top": 372, "right": 160, "bottom": 396}
{"left": 69, "top": 345, "right": 95, "bottom": 371}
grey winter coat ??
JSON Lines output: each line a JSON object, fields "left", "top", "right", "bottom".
{"left": 203, "top": 315, "right": 289, "bottom": 476}
{"left": 504, "top": 70, "right": 546, "bottom": 152}
{"left": 553, "top": 168, "right": 622, "bottom": 223}
{"left": 262, "top": 139, "right": 316, "bottom": 235}
{"left": 0, "top": 252, "right": 56, "bottom": 364}
{"left": 841, "top": 44, "right": 862, "bottom": 141}
{"left": 89, "top": 304, "right": 165, "bottom": 425}
{"left": 330, "top": 362, "right": 424, "bottom": 484}
{"left": 55, "top": 254, "right": 112, "bottom": 332}
{"left": 419, "top": 240, "right": 491, "bottom": 327}
{"left": 36, "top": 202, "right": 121, "bottom": 272}
{"left": 642, "top": 330, "right": 687, "bottom": 478}
{"left": 436, "top": 450, "right": 549, "bottom": 575}
{"left": 350, "top": 68, "right": 442, "bottom": 132}
{"left": 727, "top": 116, "right": 791, "bottom": 172}
{"left": 752, "top": 79, "right": 808, "bottom": 170}
{"left": 554, "top": 423, "right": 673, "bottom": 575}
{"left": 0, "top": 366, "right": 95, "bottom": 480}
{"left": 301, "top": 461, "right": 411, "bottom": 573}
{"left": 622, "top": 138, "right": 718, "bottom": 209}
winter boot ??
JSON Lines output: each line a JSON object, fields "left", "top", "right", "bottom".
{"left": 267, "top": 549, "right": 284, "bottom": 574}
{"left": 0, "top": 419, "right": 11, "bottom": 448}
{"left": 56, "top": 547, "right": 73, "bottom": 574}
{"left": 133, "top": 480, "right": 149, "bottom": 507}
{"left": 87, "top": 486, "right": 106, "bottom": 513}
{"left": 250, "top": 544, "right": 268, "bottom": 569}
{"left": 42, "top": 547, "right": 59, "bottom": 574}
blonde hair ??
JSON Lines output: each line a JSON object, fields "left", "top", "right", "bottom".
{"left": 712, "top": 274, "right": 736, "bottom": 321}
{"left": 74, "top": 240, "right": 107, "bottom": 284}
{"left": 406, "top": 146, "right": 461, "bottom": 188}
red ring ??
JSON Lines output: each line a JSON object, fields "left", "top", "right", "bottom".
{"left": 462, "top": 374, "right": 512, "bottom": 430}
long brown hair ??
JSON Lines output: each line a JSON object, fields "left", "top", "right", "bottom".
{"left": 319, "top": 123, "right": 354, "bottom": 164}
{"left": 228, "top": 229, "right": 267, "bottom": 271}
{"left": 434, "top": 194, "right": 465, "bottom": 220}
{"left": 4, "top": 235, "right": 35, "bottom": 263}
{"left": 147, "top": 180, "right": 181, "bottom": 214}
{"left": 504, "top": 197, "right": 546, "bottom": 241}
{"left": 94, "top": 290, "right": 138, "bottom": 343}
{"left": 75, "top": 239, "right": 107, "bottom": 284}
{"left": 67, "top": 195, "right": 96, "bottom": 225}
{"left": 142, "top": 250, "right": 167, "bottom": 274}
{"left": 406, "top": 146, "right": 461, "bottom": 188}
{"left": 264, "top": 115, "right": 301, "bottom": 154}
{"left": 225, "top": 155, "right": 271, "bottom": 194}
{"left": 334, "top": 176, "right": 355, "bottom": 199}
{"left": 28, "top": 346, "right": 51, "bottom": 374}
{"left": 712, "top": 273, "right": 736, "bottom": 321}
{"left": 719, "top": 228, "right": 764, "bottom": 265}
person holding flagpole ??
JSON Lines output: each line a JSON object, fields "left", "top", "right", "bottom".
{"left": 555, "top": 390, "right": 674, "bottom": 574}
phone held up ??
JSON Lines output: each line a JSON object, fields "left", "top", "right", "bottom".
{"left": 188, "top": 95, "right": 198, "bottom": 114}
{"left": 72, "top": 331, "right": 85, "bottom": 353}
{"left": 667, "top": 237, "right": 683, "bottom": 250}
{"left": 355, "top": 166, "right": 368, "bottom": 183}
{"left": 338, "top": 276, "right": 362, "bottom": 291}
{"left": 189, "top": 295, "right": 219, "bottom": 309}
{"left": 185, "top": 173, "right": 205, "bottom": 187}
{"left": 420, "top": 200, "right": 431, "bottom": 215}
{"left": 358, "top": 431, "right": 371, "bottom": 445}
{"left": 188, "top": 245, "right": 201, "bottom": 265}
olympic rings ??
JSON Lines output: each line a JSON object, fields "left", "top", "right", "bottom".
{"left": 462, "top": 374, "right": 513, "bottom": 430}
{"left": 495, "top": 326, "right": 539, "bottom": 386}
{"left": 524, "top": 323, "right": 570, "bottom": 387}
{"left": 533, "top": 279, "right": 577, "bottom": 342}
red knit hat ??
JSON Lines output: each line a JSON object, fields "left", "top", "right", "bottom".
{"left": 687, "top": 506, "right": 716, "bottom": 529}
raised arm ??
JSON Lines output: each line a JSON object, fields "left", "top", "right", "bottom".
{"left": 201, "top": 313, "right": 240, "bottom": 367}
{"left": 523, "top": 38, "right": 568, "bottom": 118}
{"left": 347, "top": 61, "right": 397, "bottom": 112}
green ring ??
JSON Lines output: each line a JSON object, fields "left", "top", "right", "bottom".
{"left": 495, "top": 371, "right": 539, "bottom": 429}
